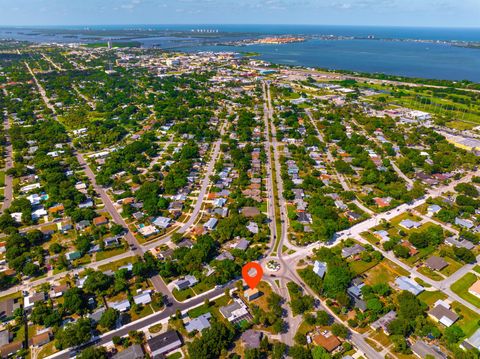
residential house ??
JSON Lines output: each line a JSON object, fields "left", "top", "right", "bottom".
{"left": 174, "top": 275, "right": 198, "bottom": 291}
{"left": 185, "top": 313, "right": 212, "bottom": 334}
{"left": 133, "top": 291, "right": 152, "bottom": 306}
{"left": 31, "top": 331, "right": 51, "bottom": 347}
{"left": 395, "top": 276, "right": 424, "bottom": 296}
{"left": 341, "top": 244, "right": 365, "bottom": 258}
{"left": 0, "top": 341, "right": 23, "bottom": 358}
{"left": 66, "top": 251, "right": 81, "bottom": 261}
{"left": 428, "top": 300, "right": 459, "bottom": 327}
{"left": 204, "top": 218, "right": 218, "bottom": 231}
{"left": 57, "top": 220, "right": 72, "bottom": 233}
{"left": 50, "top": 284, "right": 69, "bottom": 298}
{"left": 235, "top": 238, "right": 250, "bottom": 251}
{"left": 138, "top": 225, "right": 158, "bottom": 237}
{"left": 219, "top": 297, "right": 250, "bottom": 323}
{"left": 468, "top": 280, "right": 480, "bottom": 298}
{"left": 425, "top": 256, "right": 449, "bottom": 271}
{"left": 427, "top": 204, "right": 442, "bottom": 217}
{"left": 93, "top": 216, "right": 108, "bottom": 226}
{"left": 347, "top": 278, "right": 367, "bottom": 311}
{"left": 445, "top": 237, "right": 475, "bottom": 250}
{"left": 455, "top": 217, "right": 474, "bottom": 230}
{"left": 399, "top": 219, "right": 421, "bottom": 230}
{"left": 75, "top": 220, "right": 91, "bottom": 231}
{"left": 374, "top": 230, "right": 390, "bottom": 242}
{"left": 24, "top": 292, "right": 46, "bottom": 312}
{"left": 370, "top": 311, "right": 396, "bottom": 334}
{"left": 411, "top": 340, "right": 446, "bottom": 359}
{"left": 246, "top": 222, "right": 259, "bottom": 234}
{"left": 146, "top": 330, "right": 182, "bottom": 358}
{"left": 109, "top": 299, "right": 131, "bottom": 312}
{"left": 313, "top": 261, "right": 327, "bottom": 278}
{"left": 112, "top": 344, "right": 144, "bottom": 359}
{"left": 241, "top": 330, "right": 262, "bottom": 349}
{"left": 244, "top": 288, "right": 261, "bottom": 301}
{"left": 311, "top": 331, "right": 341, "bottom": 353}
{"left": 152, "top": 216, "right": 172, "bottom": 229}
{"left": 0, "top": 298, "right": 21, "bottom": 322}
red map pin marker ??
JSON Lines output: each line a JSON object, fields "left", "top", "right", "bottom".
{"left": 242, "top": 262, "right": 263, "bottom": 289}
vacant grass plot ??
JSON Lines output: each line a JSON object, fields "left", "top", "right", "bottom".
{"left": 364, "top": 259, "right": 409, "bottom": 286}
{"left": 450, "top": 273, "right": 480, "bottom": 309}
{"left": 451, "top": 301, "right": 480, "bottom": 337}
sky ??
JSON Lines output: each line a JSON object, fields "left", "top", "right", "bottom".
{"left": 0, "top": 0, "right": 478, "bottom": 28}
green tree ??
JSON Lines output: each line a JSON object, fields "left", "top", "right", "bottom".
{"left": 99, "top": 308, "right": 119, "bottom": 330}
{"left": 55, "top": 318, "right": 92, "bottom": 349}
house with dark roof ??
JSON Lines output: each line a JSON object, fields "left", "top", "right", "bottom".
{"left": 146, "top": 330, "right": 182, "bottom": 358}
{"left": 241, "top": 330, "right": 262, "bottom": 349}
{"left": 174, "top": 275, "right": 198, "bottom": 291}
{"left": 0, "top": 298, "right": 21, "bottom": 322}
{"left": 219, "top": 297, "right": 250, "bottom": 323}
{"left": 0, "top": 341, "right": 22, "bottom": 358}
{"left": 428, "top": 300, "right": 459, "bottom": 327}
{"left": 411, "top": 340, "right": 446, "bottom": 359}
{"left": 31, "top": 331, "right": 51, "bottom": 347}
{"left": 347, "top": 279, "right": 367, "bottom": 311}
{"left": 370, "top": 311, "right": 396, "bottom": 334}
{"left": 425, "top": 256, "right": 449, "bottom": 271}
{"left": 112, "top": 344, "right": 144, "bottom": 359}
{"left": 341, "top": 244, "right": 365, "bottom": 258}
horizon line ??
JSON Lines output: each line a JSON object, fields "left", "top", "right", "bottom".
{"left": 1, "top": 23, "right": 480, "bottom": 30}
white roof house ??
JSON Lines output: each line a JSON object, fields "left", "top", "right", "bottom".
{"left": 110, "top": 300, "right": 131, "bottom": 312}
{"left": 204, "top": 218, "right": 218, "bottom": 231}
{"left": 133, "top": 291, "right": 152, "bottom": 306}
{"left": 313, "top": 261, "right": 327, "bottom": 278}
{"left": 395, "top": 276, "right": 424, "bottom": 296}
{"left": 399, "top": 219, "right": 421, "bottom": 230}
{"left": 152, "top": 216, "right": 172, "bottom": 229}
{"left": 185, "top": 313, "right": 212, "bottom": 333}
{"left": 138, "top": 225, "right": 158, "bottom": 237}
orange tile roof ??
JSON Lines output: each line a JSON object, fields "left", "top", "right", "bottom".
{"left": 469, "top": 280, "right": 480, "bottom": 296}
{"left": 312, "top": 333, "right": 341, "bottom": 352}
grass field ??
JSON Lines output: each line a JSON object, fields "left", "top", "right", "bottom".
{"left": 364, "top": 259, "right": 409, "bottom": 286}
{"left": 95, "top": 246, "right": 127, "bottom": 261}
{"left": 350, "top": 259, "right": 380, "bottom": 275}
{"left": 450, "top": 273, "right": 480, "bottom": 309}
{"left": 418, "top": 291, "right": 447, "bottom": 306}
{"left": 452, "top": 301, "right": 480, "bottom": 337}
{"left": 97, "top": 256, "right": 138, "bottom": 271}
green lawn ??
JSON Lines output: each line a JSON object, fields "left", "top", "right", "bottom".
{"left": 350, "top": 259, "right": 380, "bottom": 275}
{"left": 473, "top": 265, "right": 480, "bottom": 274}
{"left": 418, "top": 291, "right": 447, "bottom": 306}
{"left": 166, "top": 352, "right": 182, "bottom": 359}
{"left": 188, "top": 304, "right": 211, "bottom": 318}
{"left": 95, "top": 246, "right": 127, "bottom": 261}
{"left": 417, "top": 266, "right": 443, "bottom": 281}
{"left": 452, "top": 301, "right": 480, "bottom": 337}
{"left": 450, "top": 273, "right": 480, "bottom": 309}
{"left": 172, "top": 288, "right": 195, "bottom": 302}
{"left": 0, "top": 171, "right": 5, "bottom": 187}
{"left": 98, "top": 256, "right": 138, "bottom": 271}
{"left": 439, "top": 256, "right": 463, "bottom": 277}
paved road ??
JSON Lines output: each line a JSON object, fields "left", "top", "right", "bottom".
{"left": 1, "top": 105, "right": 13, "bottom": 213}
{"left": 47, "top": 282, "right": 235, "bottom": 359}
